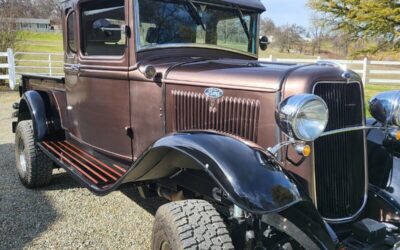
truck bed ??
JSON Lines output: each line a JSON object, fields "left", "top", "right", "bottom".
{"left": 21, "top": 74, "right": 65, "bottom": 94}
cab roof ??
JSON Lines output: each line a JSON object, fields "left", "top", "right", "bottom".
{"left": 63, "top": 0, "right": 266, "bottom": 13}
{"left": 220, "top": 0, "right": 266, "bottom": 12}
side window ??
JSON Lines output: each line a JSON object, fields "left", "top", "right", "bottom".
{"left": 67, "top": 11, "right": 77, "bottom": 54}
{"left": 80, "top": 0, "right": 126, "bottom": 56}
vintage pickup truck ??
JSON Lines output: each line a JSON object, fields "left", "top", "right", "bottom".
{"left": 11, "top": 0, "right": 400, "bottom": 249}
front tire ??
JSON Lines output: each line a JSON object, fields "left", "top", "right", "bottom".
{"left": 15, "top": 120, "right": 53, "bottom": 188}
{"left": 152, "top": 199, "right": 234, "bottom": 250}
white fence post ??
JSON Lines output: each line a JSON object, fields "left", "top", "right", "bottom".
{"left": 7, "top": 48, "right": 16, "bottom": 90}
{"left": 362, "top": 57, "right": 369, "bottom": 86}
{"left": 269, "top": 54, "right": 273, "bottom": 62}
{"left": 48, "top": 54, "right": 52, "bottom": 76}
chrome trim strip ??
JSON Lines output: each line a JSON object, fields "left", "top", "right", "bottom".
{"left": 275, "top": 90, "right": 282, "bottom": 161}
{"left": 312, "top": 81, "right": 369, "bottom": 223}
{"left": 320, "top": 125, "right": 386, "bottom": 137}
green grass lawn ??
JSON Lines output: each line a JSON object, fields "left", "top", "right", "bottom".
{"left": 17, "top": 31, "right": 63, "bottom": 53}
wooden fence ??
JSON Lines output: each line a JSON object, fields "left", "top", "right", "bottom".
{"left": 1, "top": 49, "right": 400, "bottom": 90}
{"left": 260, "top": 56, "right": 400, "bottom": 86}
{"left": 0, "top": 49, "right": 16, "bottom": 89}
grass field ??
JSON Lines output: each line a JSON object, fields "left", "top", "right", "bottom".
{"left": 18, "top": 31, "right": 63, "bottom": 53}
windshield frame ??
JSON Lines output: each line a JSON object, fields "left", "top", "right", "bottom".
{"left": 133, "top": 0, "right": 261, "bottom": 58}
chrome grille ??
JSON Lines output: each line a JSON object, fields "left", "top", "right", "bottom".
{"left": 172, "top": 90, "right": 261, "bottom": 142}
{"left": 313, "top": 82, "right": 366, "bottom": 220}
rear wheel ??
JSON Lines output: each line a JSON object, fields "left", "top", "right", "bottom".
{"left": 152, "top": 199, "right": 234, "bottom": 250}
{"left": 15, "top": 120, "right": 53, "bottom": 188}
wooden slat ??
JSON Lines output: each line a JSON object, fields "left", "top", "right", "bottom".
{"left": 58, "top": 141, "right": 118, "bottom": 181}
{"left": 113, "top": 164, "right": 127, "bottom": 174}
{"left": 0, "top": 63, "right": 8, "bottom": 68}
{"left": 64, "top": 141, "right": 123, "bottom": 178}
{"left": 370, "top": 79, "right": 400, "bottom": 84}
{"left": 50, "top": 142, "right": 109, "bottom": 183}
{"left": 0, "top": 75, "right": 9, "bottom": 80}
{"left": 370, "top": 70, "right": 400, "bottom": 75}
{"left": 42, "top": 142, "right": 99, "bottom": 184}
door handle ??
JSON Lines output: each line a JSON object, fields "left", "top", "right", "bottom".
{"left": 70, "top": 64, "right": 81, "bottom": 72}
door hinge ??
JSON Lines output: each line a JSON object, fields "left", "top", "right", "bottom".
{"left": 125, "top": 127, "right": 134, "bottom": 139}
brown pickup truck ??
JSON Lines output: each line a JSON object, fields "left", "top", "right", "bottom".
{"left": 11, "top": 0, "right": 400, "bottom": 249}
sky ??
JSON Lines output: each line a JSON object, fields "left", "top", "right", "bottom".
{"left": 261, "top": 0, "right": 312, "bottom": 28}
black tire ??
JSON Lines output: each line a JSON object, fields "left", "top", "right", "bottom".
{"left": 152, "top": 199, "right": 234, "bottom": 250}
{"left": 15, "top": 120, "right": 53, "bottom": 188}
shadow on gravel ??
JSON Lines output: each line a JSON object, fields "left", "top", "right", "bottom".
{"left": 39, "top": 171, "right": 82, "bottom": 191}
{"left": 0, "top": 142, "right": 87, "bottom": 249}
{"left": 120, "top": 186, "right": 168, "bottom": 216}
{"left": 0, "top": 143, "right": 58, "bottom": 249}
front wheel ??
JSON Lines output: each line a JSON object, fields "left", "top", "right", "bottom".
{"left": 152, "top": 199, "right": 234, "bottom": 250}
{"left": 15, "top": 120, "right": 53, "bottom": 188}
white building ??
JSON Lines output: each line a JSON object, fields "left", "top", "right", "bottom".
{"left": 13, "top": 18, "right": 51, "bottom": 31}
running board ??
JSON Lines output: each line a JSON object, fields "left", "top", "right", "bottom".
{"left": 38, "top": 141, "right": 127, "bottom": 192}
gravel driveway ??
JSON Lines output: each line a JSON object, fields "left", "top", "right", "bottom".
{"left": 0, "top": 91, "right": 166, "bottom": 249}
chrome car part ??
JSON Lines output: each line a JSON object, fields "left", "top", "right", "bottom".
{"left": 275, "top": 94, "right": 329, "bottom": 142}
{"left": 369, "top": 91, "right": 400, "bottom": 126}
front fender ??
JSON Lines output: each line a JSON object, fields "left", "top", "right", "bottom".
{"left": 367, "top": 118, "right": 398, "bottom": 187}
{"left": 123, "top": 131, "right": 336, "bottom": 249}
{"left": 263, "top": 201, "right": 337, "bottom": 250}
{"left": 125, "top": 131, "right": 305, "bottom": 214}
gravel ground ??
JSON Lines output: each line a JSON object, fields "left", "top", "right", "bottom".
{"left": 0, "top": 91, "right": 166, "bottom": 250}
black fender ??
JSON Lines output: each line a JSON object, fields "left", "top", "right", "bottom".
{"left": 367, "top": 118, "right": 400, "bottom": 158}
{"left": 365, "top": 119, "right": 400, "bottom": 224}
{"left": 364, "top": 184, "right": 400, "bottom": 226}
{"left": 16, "top": 90, "right": 61, "bottom": 141}
{"left": 56, "top": 131, "right": 336, "bottom": 248}
{"left": 366, "top": 118, "right": 397, "bottom": 187}
{"left": 133, "top": 131, "right": 338, "bottom": 249}
{"left": 125, "top": 131, "right": 336, "bottom": 248}
{"left": 262, "top": 201, "right": 338, "bottom": 250}
{"left": 123, "top": 131, "right": 306, "bottom": 213}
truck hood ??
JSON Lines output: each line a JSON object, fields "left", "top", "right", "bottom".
{"left": 164, "top": 59, "right": 300, "bottom": 92}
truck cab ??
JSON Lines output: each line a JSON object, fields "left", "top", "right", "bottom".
{"left": 11, "top": 0, "right": 400, "bottom": 249}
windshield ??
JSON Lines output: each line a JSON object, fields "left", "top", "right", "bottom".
{"left": 136, "top": 0, "right": 259, "bottom": 55}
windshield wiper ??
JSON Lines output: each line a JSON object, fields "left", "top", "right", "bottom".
{"left": 236, "top": 6, "right": 250, "bottom": 40}
{"left": 186, "top": 0, "right": 206, "bottom": 31}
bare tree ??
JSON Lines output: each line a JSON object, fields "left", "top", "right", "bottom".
{"left": 0, "top": 1, "right": 25, "bottom": 51}
{"left": 260, "top": 17, "right": 276, "bottom": 37}
{"left": 274, "top": 24, "right": 306, "bottom": 53}
{"left": 309, "top": 15, "right": 326, "bottom": 56}
{"left": 32, "top": 0, "right": 63, "bottom": 25}
{"left": 0, "top": 1, "right": 23, "bottom": 84}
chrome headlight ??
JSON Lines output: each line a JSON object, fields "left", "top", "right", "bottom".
{"left": 369, "top": 91, "right": 400, "bottom": 126}
{"left": 276, "top": 94, "right": 329, "bottom": 142}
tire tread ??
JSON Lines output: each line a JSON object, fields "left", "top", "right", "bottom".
{"left": 152, "top": 199, "right": 234, "bottom": 250}
{"left": 15, "top": 120, "right": 52, "bottom": 188}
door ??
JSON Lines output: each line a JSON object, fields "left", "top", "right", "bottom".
{"left": 65, "top": 0, "right": 132, "bottom": 162}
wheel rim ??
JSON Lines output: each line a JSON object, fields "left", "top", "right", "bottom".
{"left": 160, "top": 241, "right": 171, "bottom": 250}
{"left": 18, "top": 139, "right": 27, "bottom": 173}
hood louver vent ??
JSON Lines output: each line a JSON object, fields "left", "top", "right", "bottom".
{"left": 172, "top": 90, "right": 261, "bottom": 142}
